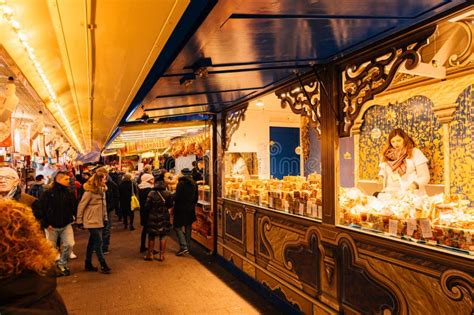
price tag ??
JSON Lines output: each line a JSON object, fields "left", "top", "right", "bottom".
{"left": 311, "top": 204, "right": 318, "bottom": 217}
{"left": 388, "top": 219, "right": 398, "bottom": 236}
{"left": 299, "top": 203, "right": 304, "bottom": 216}
{"left": 306, "top": 201, "right": 313, "bottom": 215}
{"left": 284, "top": 200, "right": 289, "bottom": 212}
{"left": 406, "top": 218, "right": 416, "bottom": 236}
{"left": 420, "top": 219, "right": 433, "bottom": 239}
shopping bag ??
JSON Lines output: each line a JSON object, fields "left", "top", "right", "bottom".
{"left": 131, "top": 183, "right": 140, "bottom": 211}
{"left": 131, "top": 194, "right": 140, "bottom": 211}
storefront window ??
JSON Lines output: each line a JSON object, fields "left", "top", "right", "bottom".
{"left": 338, "top": 34, "right": 473, "bottom": 255}
{"left": 224, "top": 93, "right": 322, "bottom": 219}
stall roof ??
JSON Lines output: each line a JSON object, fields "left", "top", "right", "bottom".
{"left": 123, "top": 0, "right": 471, "bottom": 127}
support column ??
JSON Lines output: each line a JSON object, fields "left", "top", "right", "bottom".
{"left": 433, "top": 103, "right": 458, "bottom": 195}
{"left": 442, "top": 123, "right": 451, "bottom": 195}
{"left": 320, "top": 65, "right": 340, "bottom": 225}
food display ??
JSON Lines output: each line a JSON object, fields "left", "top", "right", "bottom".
{"left": 339, "top": 188, "right": 473, "bottom": 254}
{"left": 225, "top": 174, "right": 323, "bottom": 218}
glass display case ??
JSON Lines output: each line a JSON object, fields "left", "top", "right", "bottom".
{"left": 337, "top": 59, "right": 474, "bottom": 256}
{"left": 223, "top": 94, "right": 322, "bottom": 219}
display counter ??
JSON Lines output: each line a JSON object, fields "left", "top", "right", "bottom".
{"left": 214, "top": 14, "right": 474, "bottom": 313}
{"left": 218, "top": 197, "right": 473, "bottom": 314}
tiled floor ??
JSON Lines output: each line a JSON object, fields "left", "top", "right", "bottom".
{"left": 57, "top": 216, "right": 282, "bottom": 315}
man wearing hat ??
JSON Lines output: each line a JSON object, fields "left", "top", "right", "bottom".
{"left": 0, "top": 166, "right": 37, "bottom": 208}
{"left": 173, "top": 168, "right": 198, "bottom": 256}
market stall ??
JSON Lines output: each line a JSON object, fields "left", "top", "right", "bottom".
{"left": 215, "top": 12, "right": 473, "bottom": 315}
{"left": 0, "top": 46, "right": 76, "bottom": 187}
{"left": 106, "top": 119, "right": 216, "bottom": 251}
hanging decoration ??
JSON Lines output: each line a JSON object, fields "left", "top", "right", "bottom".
{"left": 171, "top": 132, "right": 210, "bottom": 158}
{"left": 0, "top": 78, "right": 19, "bottom": 147}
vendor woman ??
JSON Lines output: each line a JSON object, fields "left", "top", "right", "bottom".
{"left": 379, "top": 128, "right": 430, "bottom": 195}
{"left": 231, "top": 153, "right": 250, "bottom": 179}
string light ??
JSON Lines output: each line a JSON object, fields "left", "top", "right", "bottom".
{"left": 0, "top": 2, "right": 84, "bottom": 153}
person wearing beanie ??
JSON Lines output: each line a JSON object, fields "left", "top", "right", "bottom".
{"left": 138, "top": 173, "right": 154, "bottom": 252}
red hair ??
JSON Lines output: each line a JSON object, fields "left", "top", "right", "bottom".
{"left": 0, "top": 200, "right": 57, "bottom": 278}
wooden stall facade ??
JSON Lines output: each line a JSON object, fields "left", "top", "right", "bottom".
{"left": 213, "top": 13, "right": 474, "bottom": 315}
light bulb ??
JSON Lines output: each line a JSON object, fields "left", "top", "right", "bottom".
{"left": 256, "top": 100, "right": 264, "bottom": 107}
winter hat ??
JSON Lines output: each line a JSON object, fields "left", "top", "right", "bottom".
{"left": 0, "top": 167, "right": 19, "bottom": 179}
{"left": 180, "top": 168, "right": 192, "bottom": 176}
{"left": 138, "top": 173, "right": 154, "bottom": 189}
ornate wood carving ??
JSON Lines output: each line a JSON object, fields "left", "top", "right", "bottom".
{"left": 283, "top": 229, "right": 321, "bottom": 291}
{"left": 440, "top": 270, "right": 474, "bottom": 302}
{"left": 341, "top": 28, "right": 435, "bottom": 136}
{"left": 261, "top": 280, "right": 303, "bottom": 312}
{"left": 275, "top": 77, "right": 321, "bottom": 133}
{"left": 223, "top": 105, "right": 247, "bottom": 151}
{"left": 224, "top": 205, "right": 244, "bottom": 243}
{"left": 336, "top": 234, "right": 408, "bottom": 314}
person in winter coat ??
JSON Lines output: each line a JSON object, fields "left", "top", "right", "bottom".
{"left": 119, "top": 173, "right": 137, "bottom": 230}
{"left": 36, "top": 171, "right": 77, "bottom": 277}
{"left": 138, "top": 173, "right": 154, "bottom": 253}
{"left": 76, "top": 173, "right": 111, "bottom": 274}
{"left": 0, "top": 199, "right": 68, "bottom": 314}
{"left": 143, "top": 181, "right": 173, "bottom": 261}
{"left": 0, "top": 166, "right": 38, "bottom": 210}
{"left": 173, "top": 169, "right": 198, "bottom": 256}
{"left": 29, "top": 174, "right": 46, "bottom": 198}
{"left": 96, "top": 169, "right": 120, "bottom": 254}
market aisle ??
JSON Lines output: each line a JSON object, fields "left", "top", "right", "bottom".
{"left": 57, "top": 217, "right": 282, "bottom": 315}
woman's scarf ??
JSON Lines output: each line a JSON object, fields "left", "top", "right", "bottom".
{"left": 384, "top": 147, "right": 408, "bottom": 176}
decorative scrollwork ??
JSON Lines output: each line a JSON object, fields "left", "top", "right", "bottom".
{"left": 324, "top": 262, "right": 334, "bottom": 285}
{"left": 275, "top": 78, "right": 321, "bottom": 134}
{"left": 341, "top": 29, "right": 434, "bottom": 136}
{"left": 448, "top": 20, "right": 474, "bottom": 67}
{"left": 223, "top": 105, "right": 247, "bottom": 151}
{"left": 440, "top": 270, "right": 474, "bottom": 302}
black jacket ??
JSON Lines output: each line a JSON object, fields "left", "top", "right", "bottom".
{"left": 173, "top": 176, "right": 198, "bottom": 227}
{"left": 0, "top": 270, "right": 68, "bottom": 315}
{"left": 145, "top": 183, "right": 173, "bottom": 236}
{"left": 37, "top": 184, "right": 77, "bottom": 228}
{"left": 138, "top": 187, "right": 153, "bottom": 226}
{"left": 105, "top": 179, "right": 120, "bottom": 212}
{"left": 119, "top": 180, "right": 136, "bottom": 212}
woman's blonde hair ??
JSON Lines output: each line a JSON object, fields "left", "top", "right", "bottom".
{"left": 89, "top": 172, "right": 106, "bottom": 189}
{"left": 0, "top": 199, "right": 57, "bottom": 279}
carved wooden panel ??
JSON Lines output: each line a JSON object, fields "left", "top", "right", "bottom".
{"left": 223, "top": 105, "right": 247, "bottom": 151}
{"left": 364, "top": 257, "right": 473, "bottom": 315}
{"left": 224, "top": 203, "right": 244, "bottom": 245}
{"left": 340, "top": 241, "right": 401, "bottom": 315}
{"left": 340, "top": 27, "right": 435, "bottom": 136}
{"left": 275, "top": 76, "right": 321, "bottom": 133}
{"left": 284, "top": 231, "right": 320, "bottom": 291}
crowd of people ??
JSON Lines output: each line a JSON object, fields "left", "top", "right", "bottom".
{"left": 0, "top": 161, "right": 202, "bottom": 314}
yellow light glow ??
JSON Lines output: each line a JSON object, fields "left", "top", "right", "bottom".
{"left": 0, "top": 1, "right": 84, "bottom": 153}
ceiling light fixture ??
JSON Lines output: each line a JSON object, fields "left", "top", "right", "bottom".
{"left": 256, "top": 100, "right": 264, "bottom": 107}
{"left": 0, "top": 1, "right": 84, "bottom": 153}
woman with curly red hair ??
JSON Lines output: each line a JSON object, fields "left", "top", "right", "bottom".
{"left": 0, "top": 199, "right": 67, "bottom": 314}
